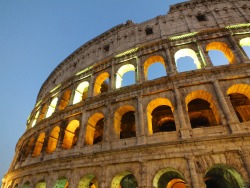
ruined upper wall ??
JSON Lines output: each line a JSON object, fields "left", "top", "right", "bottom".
{"left": 37, "top": 0, "right": 250, "bottom": 101}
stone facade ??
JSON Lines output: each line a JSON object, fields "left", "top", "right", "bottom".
{"left": 2, "top": 0, "right": 250, "bottom": 187}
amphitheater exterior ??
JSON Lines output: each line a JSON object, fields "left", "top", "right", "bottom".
{"left": 2, "top": 0, "right": 250, "bottom": 187}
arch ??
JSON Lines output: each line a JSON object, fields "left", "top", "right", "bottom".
{"left": 58, "top": 89, "right": 72, "bottom": 111}
{"left": 110, "top": 171, "right": 138, "bottom": 188}
{"left": 62, "top": 120, "right": 80, "bottom": 149}
{"left": 46, "top": 97, "right": 58, "bottom": 118}
{"left": 227, "top": 84, "right": 250, "bottom": 122}
{"left": 73, "top": 81, "right": 89, "bottom": 104}
{"left": 38, "top": 104, "right": 48, "bottom": 122}
{"left": 85, "top": 113, "right": 104, "bottom": 145}
{"left": 206, "top": 41, "right": 235, "bottom": 64}
{"left": 53, "top": 178, "right": 68, "bottom": 188}
{"left": 46, "top": 126, "right": 60, "bottom": 153}
{"left": 185, "top": 90, "right": 221, "bottom": 127}
{"left": 116, "top": 64, "right": 135, "bottom": 89}
{"left": 153, "top": 168, "right": 187, "bottom": 188}
{"left": 22, "top": 181, "right": 30, "bottom": 188}
{"left": 24, "top": 137, "right": 35, "bottom": 158}
{"left": 240, "top": 37, "right": 250, "bottom": 58}
{"left": 174, "top": 48, "right": 201, "bottom": 72}
{"left": 77, "top": 174, "right": 98, "bottom": 188}
{"left": 93, "top": 72, "right": 109, "bottom": 96}
{"left": 31, "top": 110, "right": 40, "bottom": 127}
{"left": 114, "top": 105, "right": 136, "bottom": 139}
{"left": 204, "top": 164, "right": 246, "bottom": 188}
{"left": 32, "top": 132, "right": 46, "bottom": 157}
{"left": 35, "top": 181, "right": 46, "bottom": 188}
{"left": 144, "top": 55, "right": 167, "bottom": 80}
{"left": 147, "top": 98, "right": 174, "bottom": 135}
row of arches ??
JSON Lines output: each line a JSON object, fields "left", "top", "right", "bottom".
{"left": 10, "top": 164, "right": 246, "bottom": 188}
{"left": 28, "top": 37, "right": 250, "bottom": 129}
{"left": 20, "top": 84, "right": 250, "bottom": 160}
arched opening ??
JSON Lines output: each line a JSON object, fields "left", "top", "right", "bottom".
{"left": 208, "top": 50, "right": 229, "bottom": 66}
{"left": 116, "top": 64, "right": 136, "bottom": 89}
{"left": 147, "top": 98, "right": 174, "bottom": 135}
{"left": 85, "top": 113, "right": 104, "bottom": 145}
{"left": 206, "top": 41, "right": 235, "bottom": 65}
{"left": 22, "top": 181, "right": 30, "bottom": 188}
{"left": 14, "top": 184, "right": 19, "bottom": 188}
{"left": 175, "top": 48, "right": 201, "bottom": 72}
{"left": 62, "top": 120, "right": 80, "bottom": 149}
{"left": 110, "top": 171, "right": 138, "bottom": 188}
{"left": 144, "top": 55, "right": 167, "bottom": 80}
{"left": 23, "top": 137, "right": 35, "bottom": 158}
{"left": 186, "top": 90, "right": 221, "bottom": 128}
{"left": 58, "top": 89, "right": 72, "bottom": 111}
{"left": 31, "top": 110, "right": 40, "bottom": 127}
{"left": 77, "top": 174, "right": 98, "bottom": 188}
{"left": 53, "top": 178, "right": 68, "bottom": 188}
{"left": 240, "top": 37, "right": 250, "bottom": 58}
{"left": 46, "top": 97, "right": 58, "bottom": 118}
{"left": 73, "top": 81, "right": 89, "bottom": 104}
{"left": 153, "top": 168, "right": 187, "bottom": 188}
{"left": 114, "top": 106, "right": 136, "bottom": 139}
{"left": 227, "top": 84, "right": 250, "bottom": 122}
{"left": 204, "top": 165, "right": 245, "bottom": 188}
{"left": 46, "top": 126, "right": 60, "bottom": 153}
{"left": 32, "top": 132, "right": 45, "bottom": 157}
{"left": 35, "top": 181, "right": 46, "bottom": 188}
{"left": 93, "top": 72, "right": 110, "bottom": 96}
{"left": 38, "top": 104, "right": 48, "bottom": 122}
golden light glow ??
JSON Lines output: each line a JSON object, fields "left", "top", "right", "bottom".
{"left": 116, "top": 64, "right": 135, "bottom": 89}
{"left": 76, "top": 66, "right": 93, "bottom": 76}
{"left": 31, "top": 110, "right": 40, "bottom": 127}
{"left": 169, "top": 32, "right": 198, "bottom": 40}
{"left": 206, "top": 41, "right": 235, "bottom": 64}
{"left": 93, "top": 72, "right": 109, "bottom": 96}
{"left": 50, "top": 84, "right": 61, "bottom": 93}
{"left": 114, "top": 47, "right": 139, "bottom": 58}
{"left": 46, "top": 97, "right": 58, "bottom": 118}
{"left": 46, "top": 126, "right": 60, "bottom": 153}
{"left": 227, "top": 84, "right": 250, "bottom": 99}
{"left": 144, "top": 55, "right": 166, "bottom": 80}
{"left": 62, "top": 120, "right": 80, "bottom": 149}
{"left": 32, "top": 132, "right": 46, "bottom": 157}
{"left": 73, "top": 81, "right": 89, "bottom": 104}
{"left": 240, "top": 37, "right": 250, "bottom": 47}
{"left": 226, "top": 23, "right": 250, "bottom": 29}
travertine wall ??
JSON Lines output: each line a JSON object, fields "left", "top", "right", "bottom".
{"left": 2, "top": 0, "right": 250, "bottom": 187}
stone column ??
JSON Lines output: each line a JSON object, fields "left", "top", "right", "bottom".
{"left": 228, "top": 35, "right": 249, "bottom": 62}
{"left": 137, "top": 96, "right": 146, "bottom": 145}
{"left": 241, "top": 148, "right": 250, "bottom": 178}
{"left": 110, "top": 60, "right": 116, "bottom": 90}
{"left": 165, "top": 46, "right": 177, "bottom": 75}
{"left": 196, "top": 41, "right": 213, "bottom": 68}
{"left": 136, "top": 57, "right": 144, "bottom": 83}
{"left": 87, "top": 74, "right": 95, "bottom": 98}
{"left": 140, "top": 162, "right": 149, "bottom": 188}
{"left": 76, "top": 112, "right": 87, "bottom": 147}
{"left": 100, "top": 165, "right": 107, "bottom": 188}
{"left": 212, "top": 80, "right": 241, "bottom": 132}
{"left": 186, "top": 156, "right": 201, "bottom": 188}
{"left": 174, "top": 88, "right": 191, "bottom": 139}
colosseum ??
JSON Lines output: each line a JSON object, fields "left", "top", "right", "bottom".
{"left": 2, "top": 0, "right": 250, "bottom": 187}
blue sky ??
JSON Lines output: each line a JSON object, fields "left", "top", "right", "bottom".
{"left": 0, "top": 0, "right": 188, "bottom": 183}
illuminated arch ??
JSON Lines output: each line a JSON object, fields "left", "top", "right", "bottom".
{"left": 204, "top": 164, "right": 245, "bottom": 188}
{"left": 62, "top": 120, "right": 80, "bottom": 149}
{"left": 144, "top": 55, "right": 167, "bottom": 80}
{"left": 175, "top": 48, "right": 202, "bottom": 72}
{"left": 58, "top": 89, "right": 72, "bottom": 111}
{"left": 240, "top": 37, "right": 250, "bottom": 58}
{"left": 32, "top": 132, "right": 46, "bottom": 157}
{"left": 206, "top": 42, "right": 235, "bottom": 64}
{"left": 35, "top": 181, "right": 46, "bottom": 188}
{"left": 53, "top": 178, "right": 68, "bottom": 188}
{"left": 116, "top": 64, "right": 135, "bottom": 88}
{"left": 31, "top": 110, "right": 40, "bottom": 127}
{"left": 46, "top": 126, "right": 60, "bottom": 153}
{"left": 185, "top": 90, "right": 221, "bottom": 127}
{"left": 24, "top": 137, "right": 35, "bottom": 158}
{"left": 22, "top": 181, "right": 30, "bottom": 188}
{"left": 38, "top": 104, "right": 48, "bottom": 122}
{"left": 93, "top": 72, "right": 109, "bottom": 96}
{"left": 77, "top": 174, "right": 98, "bottom": 188}
{"left": 114, "top": 105, "right": 136, "bottom": 138}
{"left": 73, "top": 81, "right": 89, "bottom": 104}
{"left": 227, "top": 84, "right": 250, "bottom": 122}
{"left": 85, "top": 113, "right": 104, "bottom": 145}
{"left": 153, "top": 168, "right": 187, "bottom": 188}
{"left": 46, "top": 97, "right": 58, "bottom": 118}
{"left": 110, "top": 171, "right": 138, "bottom": 188}
{"left": 146, "top": 98, "right": 174, "bottom": 135}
